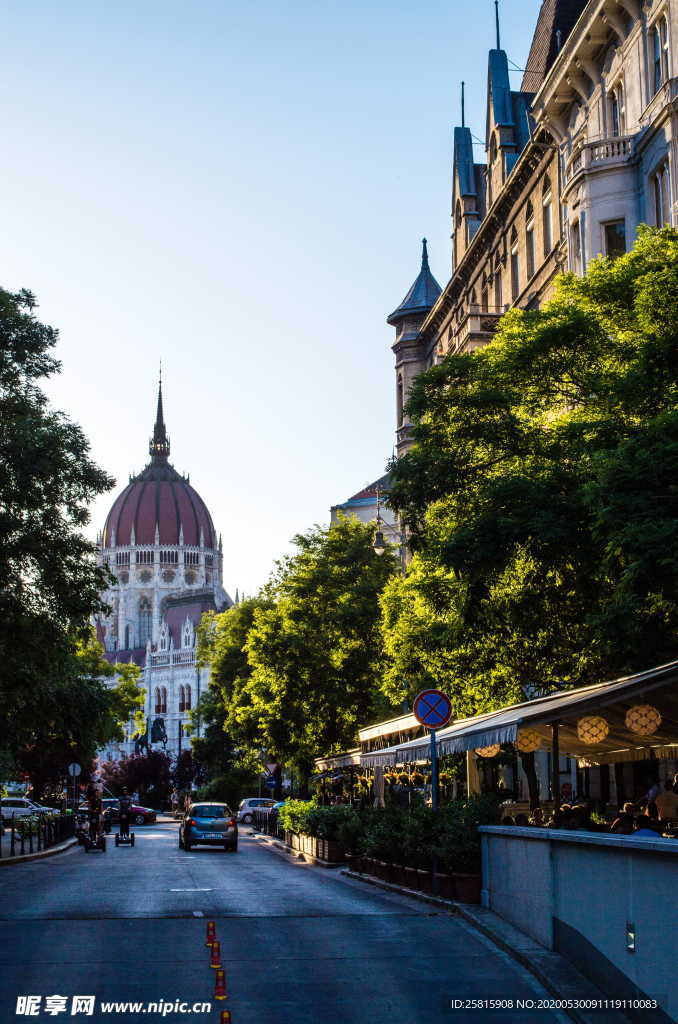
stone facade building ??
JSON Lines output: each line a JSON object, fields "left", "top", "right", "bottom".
{"left": 390, "top": 0, "right": 677, "bottom": 442}
{"left": 95, "top": 381, "right": 231, "bottom": 761}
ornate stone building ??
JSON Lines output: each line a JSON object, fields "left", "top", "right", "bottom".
{"left": 390, "top": 0, "right": 677, "bottom": 443}
{"left": 95, "top": 381, "right": 231, "bottom": 761}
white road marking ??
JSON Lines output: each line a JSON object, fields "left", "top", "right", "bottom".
{"left": 170, "top": 888, "right": 213, "bottom": 892}
{"left": 193, "top": 911, "right": 204, "bottom": 917}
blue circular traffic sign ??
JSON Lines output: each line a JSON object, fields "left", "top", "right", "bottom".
{"left": 413, "top": 689, "right": 452, "bottom": 729}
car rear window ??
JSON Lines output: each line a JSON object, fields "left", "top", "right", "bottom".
{"left": 191, "top": 804, "right": 230, "bottom": 818}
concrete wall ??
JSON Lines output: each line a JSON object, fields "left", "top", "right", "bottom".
{"left": 480, "top": 826, "right": 677, "bottom": 1021}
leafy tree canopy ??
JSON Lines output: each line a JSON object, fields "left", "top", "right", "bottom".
{"left": 384, "top": 228, "right": 678, "bottom": 710}
{"left": 0, "top": 287, "right": 114, "bottom": 763}
{"left": 241, "top": 517, "right": 400, "bottom": 772}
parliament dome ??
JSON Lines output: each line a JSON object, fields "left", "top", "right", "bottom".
{"left": 102, "top": 381, "right": 217, "bottom": 550}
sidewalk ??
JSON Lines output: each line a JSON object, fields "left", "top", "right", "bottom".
{"left": 0, "top": 830, "right": 78, "bottom": 865}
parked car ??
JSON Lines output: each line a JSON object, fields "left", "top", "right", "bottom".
{"left": 78, "top": 800, "right": 156, "bottom": 826}
{"left": 1, "top": 798, "right": 51, "bottom": 823}
{"left": 179, "top": 803, "right": 238, "bottom": 852}
{"left": 237, "top": 797, "right": 276, "bottom": 824}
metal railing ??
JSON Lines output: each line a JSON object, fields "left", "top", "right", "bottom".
{"left": 0, "top": 813, "right": 76, "bottom": 860}
{"left": 252, "top": 808, "right": 284, "bottom": 840}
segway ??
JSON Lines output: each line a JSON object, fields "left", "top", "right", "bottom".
{"left": 83, "top": 814, "right": 106, "bottom": 853}
{"left": 115, "top": 812, "right": 135, "bottom": 847}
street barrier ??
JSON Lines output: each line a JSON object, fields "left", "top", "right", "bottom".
{"left": 251, "top": 808, "right": 283, "bottom": 839}
{"left": 0, "top": 813, "right": 75, "bottom": 861}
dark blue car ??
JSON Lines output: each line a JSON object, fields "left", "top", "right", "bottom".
{"left": 179, "top": 802, "right": 238, "bottom": 852}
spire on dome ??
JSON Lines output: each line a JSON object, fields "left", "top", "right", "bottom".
{"left": 387, "top": 238, "right": 442, "bottom": 326}
{"left": 149, "top": 368, "right": 171, "bottom": 463}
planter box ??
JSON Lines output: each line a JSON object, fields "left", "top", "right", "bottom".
{"left": 403, "top": 866, "right": 419, "bottom": 890}
{"left": 416, "top": 868, "right": 433, "bottom": 894}
{"left": 434, "top": 872, "right": 455, "bottom": 900}
{"left": 452, "top": 872, "right": 481, "bottom": 904}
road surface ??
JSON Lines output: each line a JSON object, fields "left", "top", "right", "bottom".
{"left": 0, "top": 821, "right": 568, "bottom": 1022}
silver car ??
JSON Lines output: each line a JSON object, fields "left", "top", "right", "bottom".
{"left": 237, "top": 797, "right": 276, "bottom": 824}
{"left": 1, "top": 798, "right": 50, "bottom": 823}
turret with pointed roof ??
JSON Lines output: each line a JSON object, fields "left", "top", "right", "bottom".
{"left": 387, "top": 239, "right": 442, "bottom": 326}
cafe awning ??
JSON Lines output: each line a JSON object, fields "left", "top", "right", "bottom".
{"left": 361, "top": 660, "right": 678, "bottom": 767}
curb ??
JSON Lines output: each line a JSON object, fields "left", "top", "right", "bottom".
{"left": 0, "top": 837, "right": 79, "bottom": 866}
{"left": 341, "top": 870, "right": 628, "bottom": 1024}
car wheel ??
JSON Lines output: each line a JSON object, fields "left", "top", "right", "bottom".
{"left": 184, "top": 840, "right": 192, "bottom": 852}
{"left": 115, "top": 835, "right": 119, "bottom": 846}
{"left": 133, "top": 814, "right": 145, "bottom": 826}
{"left": 242, "top": 813, "right": 252, "bottom": 824}
{"left": 130, "top": 834, "right": 135, "bottom": 847}
{"left": 178, "top": 834, "right": 184, "bottom": 849}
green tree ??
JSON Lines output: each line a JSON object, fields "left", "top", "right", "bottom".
{"left": 240, "top": 517, "right": 400, "bottom": 774}
{"left": 384, "top": 228, "right": 678, "bottom": 795}
{"left": 0, "top": 287, "right": 114, "bottom": 770}
{"left": 17, "top": 630, "right": 144, "bottom": 799}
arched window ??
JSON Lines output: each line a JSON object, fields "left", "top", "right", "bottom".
{"left": 154, "top": 687, "right": 162, "bottom": 714}
{"left": 609, "top": 82, "right": 625, "bottom": 136}
{"left": 184, "top": 685, "right": 191, "bottom": 711}
{"left": 396, "top": 375, "right": 404, "bottom": 427}
{"left": 139, "top": 599, "right": 152, "bottom": 646}
{"left": 510, "top": 227, "right": 520, "bottom": 302}
{"left": 124, "top": 624, "right": 131, "bottom": 650}
{"left": 652, "top": 161, "right": 671, "bottom": 226}
{"left": 494, "top": 270, "right": 503, "bottom": 310}
{"left": 653, "top": 16, "right": 669, "bottom": 94}
{"left": 160, "top": 687, "right": 167, "bottom": 714}
{"left": 455, "top": 200, "right": 462, "bottom": 230}
{"left": 489, "top": 133, "right": 497, "bottom": 165}
{"left": 178, "top": 685, "right": 185, "bottom": 712}
{"left": 525, "top": 200, "right": 535, "bottom": 280}
{"left": 542, "top": 178, "right": 553, "bottom": 257}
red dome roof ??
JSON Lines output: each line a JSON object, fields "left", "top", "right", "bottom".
{"left": 102, "top": 377, "right": 217, "bottom": 549}
{"left": 103, "top": 463, "right": 216, "bottom": 549}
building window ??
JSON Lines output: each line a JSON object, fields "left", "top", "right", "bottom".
{"left": 154, "top": 687, "right": 167, "bottom": 714}
{"left": 184, "top": 685, "right": 191, "bottom": 711}
{"left": 652, "top": 162, "right": 671, "bottom": 226}
{"left": 571, "top": 220, "right": 582, "bottom": 275}
{"left": 455, "top": 200, "right": 462, "bottom": 229}
{"left": 603, "top": 220, "right": 626, "bottom": 258}
{"left": 397, "top": 375, "right": 404, "bottom": 427}
{"left": 525, "top": 201, "right": 535, "bottom": 280}
{"left": 542, "top": 179, "right": 553, "bottom": 256}
{"left": 609, "top": 82, "right": 625, "bottom": 136}
{"left": 116, "top": 551, "right": 130, "bottom": 567}
{"left": 135, "top": 550, "right": 154, "bottom": 565}
{"left": 178, "top": 685, "right": 185, "bottom": 712}
{"left": 160, "top": 550, "right": 178, "bottom": 565}
{"left": 510, "top": 228, "right": 520, "bottom": 302}
{"left": 139, "top": 598, "right": 152, "bottom": 646}
{"left": 494, "top": 271, "right": 503, "bottom": 310}
{"left": 184, "top": 551, "right": 199, "bottom": 566}
{"left": 653, "top": 16, "right": 669, "bottom": 94}
{"left": 124, "top": 624, "right": 131, "bottom": 649}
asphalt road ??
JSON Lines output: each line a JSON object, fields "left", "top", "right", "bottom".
{"left": 0, "top": 821, "right": 569, "bottom": 1023}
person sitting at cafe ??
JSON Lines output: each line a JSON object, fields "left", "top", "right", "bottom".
{"left": 501, "top": 815, "right": 515, "bottom": 826}
{"left": 530, "top": 808, "right": 545, "bottom": 827}
{"left": 514, "top": 813, "right": 529, "bottom": 826}
{"left": 632, "top": 814, "right": 665, "bottom": 838}
{"left": 655, "top": 780, "right": 678, "bottom": 822}
{"left": 610, "top": 812, "right": 634, "bottom": 835}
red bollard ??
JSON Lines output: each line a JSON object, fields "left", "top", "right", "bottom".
{"left": 206, "top": 920, "right": 216, "bottom": 947}
{"left": 210, "top": 940, "right": 222, "bottom": 968}
{"left": 214, "top": 968, "right": 228, "bottom": 1000}
{"left": 220, "top": 1011, "right": 232, "bottom": 1023}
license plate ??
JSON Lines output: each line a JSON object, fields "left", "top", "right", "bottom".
{"left": 202, "top": 832, "right": 224, "bottom": 838}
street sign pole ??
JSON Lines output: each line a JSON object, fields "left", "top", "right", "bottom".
{"left": 430, "top": 729, "right": 438, "bottom": 812}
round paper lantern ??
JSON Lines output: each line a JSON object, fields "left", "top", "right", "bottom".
{"left": 577, "top": 715, "right": 609, "bottom": 744}
{"left": 516, "top": 728, "right": 541, "bottom": 753}
{"left": 625, "top": 704, "right": 661, "bottom": 736}
{"left": 475, "top": 744, "right": 501, "bottom": 758}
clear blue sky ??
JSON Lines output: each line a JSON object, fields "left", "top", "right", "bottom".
{"left": 1, "top": 1, "right": 539, "bottom": 595}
